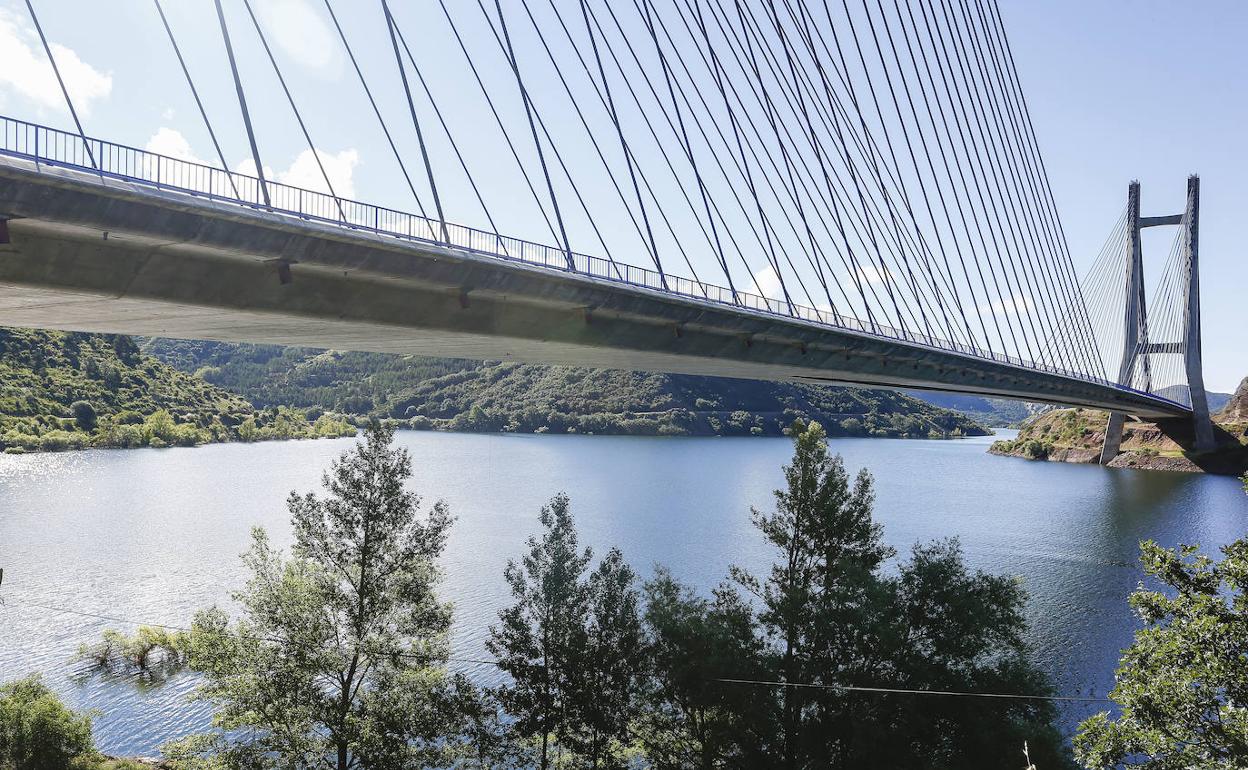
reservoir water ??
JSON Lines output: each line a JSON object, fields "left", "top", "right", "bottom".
{"left": 1, "top": 430, "right": 1245, "bottom": 756}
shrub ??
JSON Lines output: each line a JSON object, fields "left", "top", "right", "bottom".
{"left": 69, "top": 401, "right": 97, "bottom": 432}
{"left": 170, "top": 423, "right": 203, "bottom": 448}
{"left": 406, "top": 415, "right": 433, "bottom": 431}
{"left": 38, "top": 431, "right": 86, "bottom": 452}
{"left": 1022, "top": 439, "right": 1050, "bottom": 460}
{"left": 143, "top": 410, "right": 176, "bottom": 444}
{"left": 77, "top": 627, "right": 188, "bottom": 676}
{"left": 112, "top": 410, "right": 144, "bottom": 426}
{"left": 0, "top": 675, "right": 95, "bottom": 770}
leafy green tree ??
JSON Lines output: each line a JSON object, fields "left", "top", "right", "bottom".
{"left": 721, "top": 421, "right": 1070, "bottom": 769}
{"left": 1074, "top": 537, "right": 1248, "bottom": 768}
{"left": 565, "top": 549, "right": 647, "bottom": 769}
{"left": 169, "top": 424, "right": 463, "bottom": 769}
{"left": 638, "top": 570, "right": 766, "bottom": 769}
{"left": 77, "top": 626, "right": 188, "bottom": 677}
{"left": 490, "top": 497, "right": 647, "bottom": 770}
{"left": 70, "top": 400, "right": 97, "bottom": 432}
{"left": 0, "top": 675, "right": 95, "bottom": 770}
{"left": 729, "top": 420, "right": 891, "bottom": 768}
{"left": 866, "top": 540, "right": 1069, "bottom": 769}
{"left": 488, "top": 493, "right": 592, "bottom": 770}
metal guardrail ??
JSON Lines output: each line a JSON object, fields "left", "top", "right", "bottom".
{"left": 0, "top": 115, "right": 1185, "bottom": 408}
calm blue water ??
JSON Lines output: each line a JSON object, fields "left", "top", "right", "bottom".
{"left": 0, "top": 431, "right": 1245, "bottom": 756}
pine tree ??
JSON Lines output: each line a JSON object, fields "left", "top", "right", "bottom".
{"left": 730, "top": 420, "right": 891, "bottom": 768}
{"left": 488, "top": 493, "right": 592, "bottom": 770}
{"left": 566, "top": 548, "right": 646, "bottom": 769}
{"left": 639, "top": 569, "right": 766, "bottom": 769}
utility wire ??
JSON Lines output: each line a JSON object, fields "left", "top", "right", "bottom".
{"left": 710, "top": 677, "right": 1110, "bottom": 703}
{"left": 5, "top": 598, "right": 1111, "bottom": 705}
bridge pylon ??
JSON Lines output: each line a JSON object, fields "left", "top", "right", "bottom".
{"left": 1099, "top": 176, "right": 1213, "bottom": 464}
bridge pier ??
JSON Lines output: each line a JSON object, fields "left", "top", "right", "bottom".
{"left": 1100, "top": 182, "right": 1145, "bottom": 464}
{"left": 1182, "top": 177, "right": 1216, "bottom": 452}
{"left": 1100, "top": 176, "right": 1213, "bottom": 464}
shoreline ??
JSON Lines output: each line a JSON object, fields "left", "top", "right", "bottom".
{"left": 2, "top": 421, "right": 997, "bottom": 456}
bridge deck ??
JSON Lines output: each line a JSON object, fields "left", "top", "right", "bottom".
{"left": 0, "top": 145, "right": 1187, "bottom": 419}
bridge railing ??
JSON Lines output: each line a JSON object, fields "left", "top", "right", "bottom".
{"left": 0, "top": 114, "right": 1175, "bottom": 402}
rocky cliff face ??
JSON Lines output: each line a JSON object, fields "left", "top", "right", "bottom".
{"left": 989, "top": 383, "right": 1248, "bottom": 475}
{"left": 1216, "top": 377, "right": 1248, "bottom": 422}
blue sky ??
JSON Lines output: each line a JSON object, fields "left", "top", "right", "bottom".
{"left": 0, "top": 0, "right": 1242, "bottom": 392}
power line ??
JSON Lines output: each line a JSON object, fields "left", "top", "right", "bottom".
{"left": 5, "top": 597, "right": 1111, "bottom": 705}
{"left": 710, "top": 677, "right": 1110, "bottom": 703}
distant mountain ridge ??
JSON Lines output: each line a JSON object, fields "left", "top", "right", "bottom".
{"left": 141, "top": 339, "right": 990, "bottom": 439}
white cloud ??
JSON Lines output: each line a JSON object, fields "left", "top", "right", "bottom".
{"left": 143, "top": 128, "right": 358, "bottom": 204}
{"left": 145, "top": 126, "right": 208, "bottom": 164}
{"left": 0, "top": 9, "right": 111, "bottom": 117}
{"left": 983, "top": 291, "right": 1036, "bottom": 317}
{"left": 255, "top": 0, "right": 342, "bottom": 76}
{"left": 853, "top": 263, "right": 893, "bottom": 287}
{"left": 751, "top": 264, "right": 783, "bottom": 300}
{"left": 235, "top": 147, "right": 359, "bottom": 198}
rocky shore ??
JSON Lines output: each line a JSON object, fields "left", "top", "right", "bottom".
{"left": 989, "top": 378, "right": 1248, "bottom": 475}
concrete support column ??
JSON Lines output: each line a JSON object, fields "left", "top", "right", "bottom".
{"left": 1183, "top": 175, "right": 1216, "bottom": 452}
{"left": 1099, "top": 412, "right": 1127, "bottom": 464}
{"left": 1101, "top": 181, "right": 1143, "bottom": 464}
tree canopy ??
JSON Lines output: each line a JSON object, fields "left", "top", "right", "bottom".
{"left": 168, "top": 424, "right": 467, "bottom": 770}
{"left": 1075, "top": 480, "right": 1248, "bottom": 769}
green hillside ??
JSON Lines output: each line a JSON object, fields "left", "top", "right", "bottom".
{"left": 142, "top": 339, "right": 990, "bottom": 439}
{"left": 0, "top": 328, "right": 353, "bottom": 453}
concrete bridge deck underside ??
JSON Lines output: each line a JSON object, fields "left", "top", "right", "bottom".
{"left": 0, "top": 157, "right": 1186, "bottom": 419}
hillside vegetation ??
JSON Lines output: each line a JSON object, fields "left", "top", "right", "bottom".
{"left": 142, "top": 339, "right": 990, "bottom": 439}
{"left": 989, "top": 379, "right": 1248, "bottom": 474}
{"left": 0, "top": 328, "right": 354, "bottom": 453}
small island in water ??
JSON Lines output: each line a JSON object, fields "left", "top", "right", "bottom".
{"left": 0, "top": 327, "right": 989, "bottom": 454}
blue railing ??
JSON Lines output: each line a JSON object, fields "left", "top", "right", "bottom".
{"left": 0, "top": 114, "right": 1183, "bottom": 406}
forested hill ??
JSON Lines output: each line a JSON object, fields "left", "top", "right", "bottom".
{"left": 142, "top": 339, "right": 990, "bottom": 439}
{"left": 0, "top": 328, "right": 353, "bottom": 453}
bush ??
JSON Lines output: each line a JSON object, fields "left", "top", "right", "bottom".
{"left": 112, "top": 410, "right": 144, "bottom": 426}
{"left": 143, "top": 410, "right": 176, "bottom": 444}
{"left": 0, "top": 675, "right": 95, "bottom": 770}
{"left": 37, "top": 431, "right": 87, "bottom": 452}
{"left": 1022, "top": 439, "right": 1051, "bottom": 460}
{"left": 77, "top": 627, "right": 188, "bottom": 676}
{"left": 69, "top": 401, "right": 96, "bottom": 432}
{"left": 170, "top": 423, "right": 203, "bottom": 448}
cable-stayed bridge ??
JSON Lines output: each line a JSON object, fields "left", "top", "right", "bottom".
{"left": 0, "top": 0, "right": 1213, "bottom": 458}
